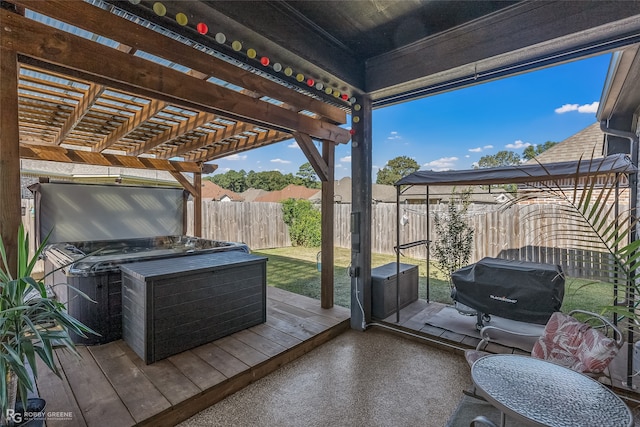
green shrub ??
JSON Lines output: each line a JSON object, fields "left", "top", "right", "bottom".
{"left": 281, "top": 199, "right": 322, "bottom": 247}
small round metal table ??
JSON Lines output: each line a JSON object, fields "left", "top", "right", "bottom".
{"left": 471, "top": 354, "right": 634, "bottom": 427}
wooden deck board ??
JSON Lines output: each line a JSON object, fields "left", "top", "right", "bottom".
{"left": 35, "top": 354, "right": 87, "bottom": 427}
{"left": 167, "top": 350, "right": 228, "bottom": 390}
{"left": 214, "top": 335, "right": 271, "bottom": 367}
{"left": 232, "top": 329, "right": 288, "bottom": 357}
{"left": 37, "top": 288, "right": 349, "bottom": 427}
{"left": 248, "top": 323, "right": 303, "bottom": 349}
{"left": 116, "top": 341, "right": 201, "bottom": 406}
{"left": 191, "top": 341, "right": 250, "bottom": 379}
{"left": 88, "top": 342, "right": 172, "bottom": 423}
{"left": 57, "top": 346, "right": 135, "bottom": 427}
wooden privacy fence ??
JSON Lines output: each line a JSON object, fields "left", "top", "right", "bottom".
{"left": 23, "top": 197, "right": 620, "bottom": 279}
{"left": 191, "top": 201, "right": 620, "bottom": 279}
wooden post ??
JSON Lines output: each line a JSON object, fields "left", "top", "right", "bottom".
{"left": 194, "top": 172, "right": 202, "bottom": 237}
{"left": 0, "top": 46, "right": 21, "bottom": 276}
{"left": 321, "top": 141, "right": 335, "bottom": 308}
{"left": 350, "top": 94, "right": 372, "bottom": 330}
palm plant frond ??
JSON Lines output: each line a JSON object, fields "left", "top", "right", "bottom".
{"left": 503, "top": 154, "right": 639, "bottom": 324}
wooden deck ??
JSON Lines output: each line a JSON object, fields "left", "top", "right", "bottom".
{"left": 35, "top": 287, "right": 350, "bottom": 427}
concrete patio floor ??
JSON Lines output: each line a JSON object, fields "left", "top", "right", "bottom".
{"left": 179, "top": 328, "right": 472, "bottom": 427}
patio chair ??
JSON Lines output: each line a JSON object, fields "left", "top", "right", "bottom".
{"left": 465, "top": 309, "right": 624, "bottom": 384}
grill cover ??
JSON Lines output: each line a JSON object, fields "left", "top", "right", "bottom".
{"left": 451, "top": 257, "right": 564, "bottom": 324}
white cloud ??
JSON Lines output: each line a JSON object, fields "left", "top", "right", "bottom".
{"left": 226, "top": 154, "right": 247, "bottom": 161}
{"left": 578, "top": 102, "right": 599, "bottom": 113}
{"left": 469, "top": 144, "right": 493, "bottom": 153}
{"left": 387, "top": 131, "right": 401, "bottom": 140}
{"left": 423, "top": 157, "right": 458, "bottom": 171}
{"left": 505, "top": 140, "right": 531, "bottom": 149}
{"left": 336, "top": 164, "right": 343, "bottom": 168}
{"left": 465, "top": 155, "right": 470, "bottom": 158}
{"left": 270, "top": 158, "right": 291, "bottom": 164}
{"left": 555, "top": 104, "right": 578, "bottom": 113}
{"left": 222, "top": 167, "right": 231, "bottom": 172}
{"left": 288, "top": 142, "right": 299, "bottom": 149}
{"left": 340, "top": 156, "right": 351, "bottom": 163}
{"left": 555, "top": 101, "right": 599, "bottom": 114}
{"left": 373, "top": 165, "right": 380, "bottom": 170}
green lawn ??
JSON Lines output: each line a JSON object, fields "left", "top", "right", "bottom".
{"left": 253, "top": 246, "right": 617, "bottom": 314}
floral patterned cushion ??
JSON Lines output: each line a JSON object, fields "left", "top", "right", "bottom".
{"left": 531, "top": 312, "right": 619, "bottom": 374}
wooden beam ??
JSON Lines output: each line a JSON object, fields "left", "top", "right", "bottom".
{"left": 158, "top": 121, "right": 254, "bottom": 160}
{"left": 193, "top": 172, "right": 202, "bottom": 237}
{"left": 93, "top": 99, "right": 167, "bottom": 153}
{"left": 0, "top": 46, "right": 21, "bottom": 277}
{"left": 320, "top": 140, "right": 335, "bottom": 309}
{"left": 183, "top": 129, "right": 290, "bottom": 162}
{"left": 131, "top": 112, "right": 216, "bottom": 157}
{"left": 52, "top": 82, "right": 105, "bottom": 145}
{"left": 14, "top": 0, "right": 347, "bottom": 125}
{"left": 293, "top": 132, "right": 329, "bottom": 182}
{"left": 2, "top": 12, "right": 350, "bottom": 144}
{"left": 169, "top": 171, "right": 197, "bottom": 196}
{"left": 19, "top": 143, "right": 215, "bottom": 174}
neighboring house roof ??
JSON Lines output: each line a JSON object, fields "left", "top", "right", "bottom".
{"left": 254, "top": 184, "right": 319, "bottom": 203}
{"left": 201, "top": 180, "right": 243, "bottom": 201}
{"left": 400, "top": 184, "right": 510, "bottom": 204}
{"left": 308, "top": 177, "right": 397, "bottom": 204}
{"left": 526, "top": 122, "right": 605, "bottom": 164}
{"left": 240, "top": 188, "right": 269, "bottom": 202}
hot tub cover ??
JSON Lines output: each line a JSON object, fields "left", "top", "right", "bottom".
{"left": 451, "top": 257, "right": 565, "bottom": 324}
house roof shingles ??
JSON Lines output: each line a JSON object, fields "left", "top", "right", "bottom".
{"left": 201, "top": 181, "right": 243, "bottom": 201}
{"left": 526, "top": 122, "right": 605, "bottom": 164}
{"left": 254, "top": 184, "right": 320, "bottom": 203}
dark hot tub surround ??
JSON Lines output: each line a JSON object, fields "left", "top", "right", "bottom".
{"left": 32, "top": 182, "right": 255, "bottom": 346}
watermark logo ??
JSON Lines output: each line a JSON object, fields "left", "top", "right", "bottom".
{"left": 6, "top": 409, "right": 73, "bottom": 424}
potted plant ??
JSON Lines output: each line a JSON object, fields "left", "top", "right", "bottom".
{"left": 0, "top": 225, "right": 96, "bottom": 426}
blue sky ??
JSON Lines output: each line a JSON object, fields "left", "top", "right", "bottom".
{"left": 209, "top": 53, "right": 612, "bottom": 181}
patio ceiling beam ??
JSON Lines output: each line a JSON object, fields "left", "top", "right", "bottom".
{"left": 14, "top": 0, "right": 347, "bottom": 125}
{"left": 156, "top": 121, "right": 254, "bottom": 160}
{"left": 19, "top": 143, "right": 215, "bottom": 174}
{"left": 93, "top": 99, "right": 167, "bottom": 153}
{"left": 52, "top": 83, "right": 105, "bottom": 145}
{"left": 128, "top": 111, "right": 215, "bottom": 157}
{"left": 1, "top": 11, "right": 351, "bottom": 145}
{"left": 183, "top": 129, "right": 290, "bottom": 163}
{"left": 294, "top": 132, "right": 329, "bottom": 182}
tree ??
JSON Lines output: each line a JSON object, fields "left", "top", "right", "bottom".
{"left": 295, "top": 162, "right": 320, "bottom": 189}
{"left": 246, "top": 170, "right": 290, "bottom": 191}
{"left": 432, "top": 188, "right": 474, "bottom": 286}
{"left": 281, "top": 199, "right": 321, "bottom": 246}
{"left": 376, "top": 156, "right": 420, "bottom": 185}
{"left": 476, "top": 150, "right": 521, "bottom": 168}
{"left": 522, "top": 141, "right": 558, "bottom": 161}
{"left": 209, "top": 169, "right": 247, "bottom": 192}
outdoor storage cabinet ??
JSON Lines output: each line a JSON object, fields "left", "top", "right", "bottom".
{"left": 371, "top": 262, "right": 419, "bottom": 318}
{"left": 120, "top": 251, "right": 267, "bottom": 364}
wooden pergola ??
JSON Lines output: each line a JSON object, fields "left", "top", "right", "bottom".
{"left": 2, "top": 0, "right": 640, "bottom": 328}
{"left": 0, "top": 1, "right": 350, "bottom": 308}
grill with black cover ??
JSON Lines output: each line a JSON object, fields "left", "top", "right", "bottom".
{"left": 451, "top": 257, "right": 564, "bottom": 327}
